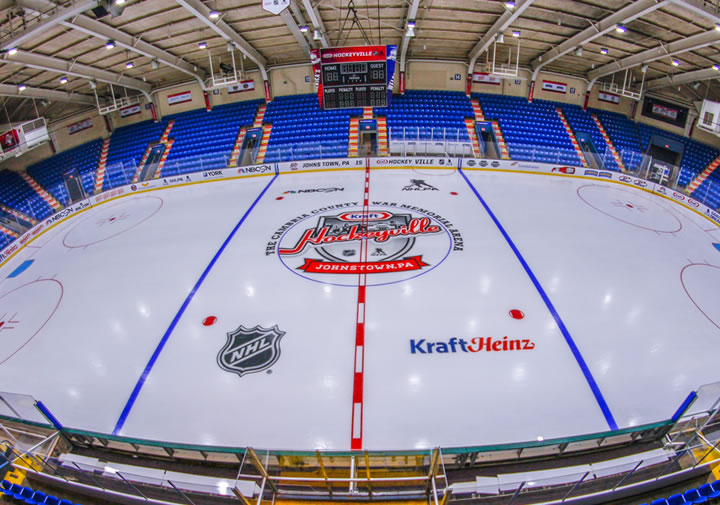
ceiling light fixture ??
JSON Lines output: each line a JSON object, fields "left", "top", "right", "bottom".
{"left": 715, "top": 23, "right": 720, "bottom": 31}
{"left": 300, "top": 25, "right": 308, "bottom": 33}
{"left": 17, "top": 84, "right": 26, "bottom": 91}
{"left": 105, "top": 39, "right": 115, "bottom": 49}
{"left": 671, "top": 59, "right": 680, "bottom": 66}
{"left": 115, "top": 0, "right": 125, "bottom": 4}
{"left": 151, "top": 59, "right": 159, "bottom": 69}
{"left": 313, "top": 29, "right": 322, "bottom": 40}
{"left": 512, "top": 30, "right": 521, "bottom": 37}
{"left": 126, "top": 61, "right": 134, "bottom": 69}
{"left": 714, "top": 64, "right": 720, "bottom": 71}
{"left": 497, "top": 33, "right": 504, "bottom": 43}
{"left": 7, "top": 48, "right": 17, "bottom": 56}
{"left": 209, "top": 10, "right": 220, "bottom": 19}
{"left": 505, "top": 1, "right": 516, "bottom": 8}
{"left": 615, "top": 25, "right": 626, "bottom": 33}
{"left": 575, "top": 47, "right": 583, "bottom": 56}
{"left": 198, "top": 41, "right": 207, "bottom": 49}
{"left": 641, "top": 64, "right": 648, "bottom": 72}
{"left": 600, "top": 47, "right": 608, "bottom": 55}
{"left": 60, "top": 76, "right": 68, "bottom": 83}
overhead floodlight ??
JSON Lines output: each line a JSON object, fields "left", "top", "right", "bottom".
{"left": 575, "top": 47, "right": 583, "bottom": 56}
{"left": 407, "top": 20, "right": 416, "bottom": 28}
{"left": 715, "top": 23, "right": 720, "bottom": 31}
{"left": 60, "top": 76, "right": 68, "bottom": 84}
{"left": 641, "top": 64, "right": 648, "bottom": 73}
{"left": 126, "top": 61, "right": 134, "bottom": 69}
{"left": 115, "top": 0, "right": 125, "bottom": 4}
{"left": 615, "top": 25, "right": 626, "bottom": 33}
{"left": 209, "top": 10, "right": 220, "bottom": 18}
{"left": 151, "top": 59, "right": 159, "bottom": 70}
{"left": 226, "top": 41, "right": 233, "bottom": 52}
{"left": 505, "top": 1, "right": 516, "bottom": 8}
{"left": 671, "top": 59, "right": 680, "bottom": 66}
{"left": 300, "top": 25, "right": 309, "bottom": 33}
{"left": 89, "top": 80, "right": 96, "bottom": 89}
{"left": 105, "top": 39, "right": 116, "bottom": 49}
{"left": 406, "top": 19, "right": 416, "bottom": 37}
{"left": 600, "top": 47, "right": 608, "bottom": 55}
{"left": 313, "top": 29, "right": 322, "bottom": 40}
{"left": 17, "top": 84, "right": 26, "bottom": 91}
{"left": 714, "top": 64, "right": 720, "bottom": 71}
{"left": 497, "top": 33, "right": 504, "bottom": 43}
{"left": 512, "top": 30, "right": 521, "bottom": 37}
{"left": 198, "top": 41, "right": 208, "bottom": 49}
{"left": 7, "top": 48, "right": 17, "bottom": 56}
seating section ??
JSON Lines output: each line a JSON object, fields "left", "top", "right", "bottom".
{"left": 376, "top": 90, "right": 473, "bottom": 142}
{"left": 0, "top": 230, "right": 14, "bottom": 250}
{"left": 1, "top": 479, "right": 81, "bottom": 504}
{"left": 561, "top": 104, "right": 620, "bottom": 172}
{"left": 263, "top": 94, "right": 359, "bottom": 162}
{"left": 27, "top": 139, "right": 103, "bottom": 205}
{"left": 103, "top": 120, "right": 168, "bottom": 190}
{"left": 474, "top": 94, "right": 582, "bottom": 165}
{"left": 0, "top": 170, "right": 53, "bottom": 220}
{"left": 161, "top": 100, "right": 261, "bottom": 176}
{"left": 641, "top": 478, "right": 720, "bottom": 505}
{"left": 590, "top": 109, "right": 644, "bottom": 172}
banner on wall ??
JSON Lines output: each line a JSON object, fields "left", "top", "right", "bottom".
{"left": 228, "top": 80, "right": 255, "bottom": 93}
{"left": 598, "top": 91, "right": 620, "bottom": 104}
{"left": 472, "top": 73, "right": 502, "bottom": 85}
{"left": 68, "top": 118, "right": 93, "bottom": 135}
{"left": 120, "top": 104, "right": 141, "bottom": 118}
{"left": 642, "top": 97, "right": 688, "bottom": 128}
{"left": 167, "top": 91, "right": 193, "bottom": 106}
{"left": 542, "top": 80, "right": 568, "bottom": 94}
{"left": 0, "top": 129, "right": 19, "bottom": 151}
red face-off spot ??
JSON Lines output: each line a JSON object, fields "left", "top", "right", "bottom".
{"left": 626, "top": 204, "right": 633, "bottom": 208}
{"left": 276, "top": 196, "right": 284, "bottom": 200}
{"left": 109, "top": 217, "right": 116, "bottom": 222}
{"left": 202, "top": 316, "right": 217, "bottom": 326}
{"left": 509, "top": 309, "right": 525, "bottom": 320}
{"left": 450, "top": 192, "right": 458, "bottom": 196}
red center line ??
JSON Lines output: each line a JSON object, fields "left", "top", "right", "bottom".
{"left": 350, "top": 158, "right": 371, "bottom": 450}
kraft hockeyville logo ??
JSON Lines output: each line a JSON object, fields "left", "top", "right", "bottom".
{"left": 410, "top": 337, "right": 536, "bottom": 354}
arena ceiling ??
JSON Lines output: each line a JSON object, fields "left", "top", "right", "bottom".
{"left": 0, "top": 0, "right": 720, "bottom": 124}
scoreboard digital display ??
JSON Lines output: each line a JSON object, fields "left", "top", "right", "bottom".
{"left": 311, "top": 45, "right": 397, "bottom": 110}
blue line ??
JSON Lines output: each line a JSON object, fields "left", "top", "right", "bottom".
{"left": 459, "top": 168, "right": 618, "bottom": 431}
{"left": 113, "top": 174, "right": 279, "bottom": 435}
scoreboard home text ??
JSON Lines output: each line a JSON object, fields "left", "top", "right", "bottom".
{"left": 311, "top": 45, "right": 397, "bottom": 110}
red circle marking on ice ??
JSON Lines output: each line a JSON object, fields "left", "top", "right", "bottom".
{"left": 626, "top": 204, "right": 633, "bottom": 208}
{"left": 276, "top": 196, "right": 284, "bottom": 200}
{"left": 509, "top": 309, "right": 525, "bottom": 320}
{"left": 450, "top": 192, "right": 458, "bottom": 196}
{"left": 202, "top": 316, "right": 217, "bottom": 326}
{"left": 109, "top": 217, "right": 116, "bottom": 221}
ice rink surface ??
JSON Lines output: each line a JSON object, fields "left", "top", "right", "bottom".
{"left": 1, "top": 167, "right": 719, "bottom": 451}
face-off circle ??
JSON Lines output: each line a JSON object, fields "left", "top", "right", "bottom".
{"left": 0, "top": 279, "right": 63, "bottom": 365}
{"left": 577, "top": 184, "right": 682, "bottom": 233}
{"left": 63, "top": 196, "right": 164, "bottom": 248}
{"left": 270, "top": 205, "right": 460, "bottom": 287}
{"left": 681, "top": 263, "right": 720, "bottom": 331}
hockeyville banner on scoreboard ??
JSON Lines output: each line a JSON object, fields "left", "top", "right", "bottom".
{"left": 310, "top": 45, "right": 397, "bottom": 109}
{"left": 228, "top": 80, "right": 255, "bottom": 94}
{"left": 167, "top": 90, "right": 193, "bottom": 106}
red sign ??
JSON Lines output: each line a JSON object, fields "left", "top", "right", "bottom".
{"left": 298, "top": 256, "right": 429, "bottom": 274}
{"left": 0, "top": 129, "right": 19, "bottom": 151}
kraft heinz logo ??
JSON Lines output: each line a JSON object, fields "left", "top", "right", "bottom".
{"left": 410, "top": 337, "right": 535, "bottom": 354}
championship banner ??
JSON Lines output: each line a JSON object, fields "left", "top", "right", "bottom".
{"left": 598, "top": 91, "right": 620, "bottom": 104}
{"left": 228, "top": 80, "right": 255, "bottom": 93}
{"left": 542, "top": 80, "right": 568, "bottom": 93}
{"left": 68, "top": 118, "right": 93, "bottom": 135}
{"left": 385, "top": 45, "right": 397, "bottom": 105}
{"left": 310, "top": 48, "right": 322, "bottom": 95}
{"left": 652, "top": 103, "right": 678, "bottom": 120}
{"left": 120, "top": 104, "right": 141, "bottom": 118}
{"left": 298, "top": 256, "right": 428, "bottom": 274}
{"left": 0, "top": 129, "right": 19, "bottom": 151}
{"left": 473, "top": 72, "right": 502, "bottom": 85}
{"left": 167, "top": 90, "right": 192, "bottom": 106}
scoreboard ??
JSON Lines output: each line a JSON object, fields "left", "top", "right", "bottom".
{"left": 311, "top": 45, "right": 397, "bottom": 110}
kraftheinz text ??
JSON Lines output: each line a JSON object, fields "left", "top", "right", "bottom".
{"left": 410, "top": 337, "right": 536, "bottom": 354}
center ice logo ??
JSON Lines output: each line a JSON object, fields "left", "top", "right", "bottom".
{"left": 217, "top": 325, "right": 286, "bottom": 377}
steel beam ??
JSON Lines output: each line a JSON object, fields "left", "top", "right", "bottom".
{"left": 468, "top": 0, "right": 535, "bottom": 72}
{"left": 531, "top": 0, "right": 672, "bottom": 82}
{"left": 7, "top": 0, "right": 96, "bottom": 51}
{"left": 4, "top": 50, "right": 152, "bottom": 98}
{"left": 280, "top": 8, "right": 312, "bottom": 56}
{"left": 588, "top": 29, "right": 720, "bottom": 88}
{"left": 301, "top": 0, "right": 328, "bottom": 47}
{"left": 0, "top": 83, "right": 94, "bottom": 105}
{"left": 399, "top": 0, "right": 421, "bottom": 73}
{"left": 646, "top": 66, "right": 720, "bottom": 90}
{"left": 175, "top": 0, "right": 268, "bottom": 80}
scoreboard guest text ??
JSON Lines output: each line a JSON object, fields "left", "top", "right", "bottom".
{"left": 311, "top": 45, "right": 397, "bottom": 110}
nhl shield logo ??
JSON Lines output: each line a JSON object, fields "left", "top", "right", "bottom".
{"left": 217, "top": 325, "right": 286, "bottom": 377}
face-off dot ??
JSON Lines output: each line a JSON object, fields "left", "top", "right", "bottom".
{"left": 202, "top": 316, "right": 217, "bottom": 326}
{"left": 276, "top": 196, "right": 284, "bottom": 201}
{"left": 450, "top": 192, "right": 458, "bottom": 196}
{"left": 509, "top": 309, "right": 525, "bottom": 320}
